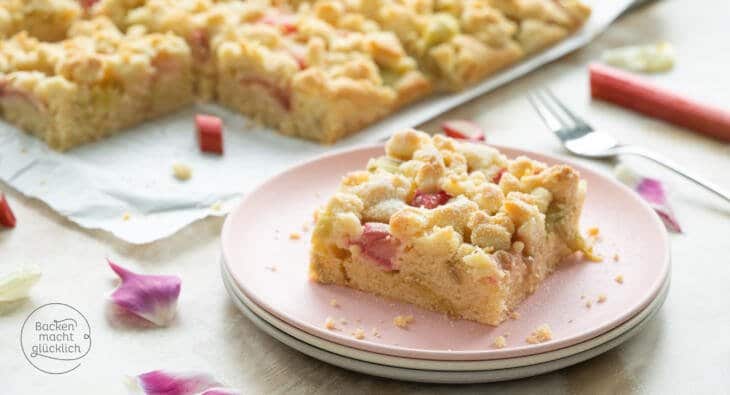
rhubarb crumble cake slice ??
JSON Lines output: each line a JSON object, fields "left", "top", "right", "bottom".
{"left": 213, "top": 1, "right": 431, "bottom": 143}
{"left": 310, "top": 129, "right": 588, "bottom": 325}
{"left": 0, "top": 17, "right": 193, "bottom": 150}
{"left": 0, "top": 0, "right": 82, "bottom": 41}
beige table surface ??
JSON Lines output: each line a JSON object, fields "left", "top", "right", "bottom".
{"left": 2, "top": 1, "right": 730, "bottom": 393}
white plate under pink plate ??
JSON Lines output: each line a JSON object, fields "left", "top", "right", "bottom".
{"left": 221, "top": 144, "right": 669, "bottom": 361}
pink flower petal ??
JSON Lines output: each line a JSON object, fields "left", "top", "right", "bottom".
{"left": 615, "top": 164, "right": 682, "bottom": 233}
{"left": 441, "top": 120, "right": 486, "bottom": 142}
{"left": 108, "top": 260, "right": 181, "bottom": 326}
{"left": 135, "top": 370, "right": 240, "bottom": 395}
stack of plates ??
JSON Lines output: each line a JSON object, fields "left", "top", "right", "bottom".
{"left": 220, "top": 145, "right": 670, "bottom": 384}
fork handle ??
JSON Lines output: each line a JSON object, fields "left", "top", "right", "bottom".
{"left": 615, "top": 145, "right": 730, "bottom": 203}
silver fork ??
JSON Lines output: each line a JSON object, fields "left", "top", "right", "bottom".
{"left": 528, "top": 88, "right": 730, "bottom": 203}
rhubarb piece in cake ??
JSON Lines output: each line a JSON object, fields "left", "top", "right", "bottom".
{"left": 0, "top": 0, "right": 82, "bottom": 41}
{"left": 309, "top": 129, "right": 589, "bottom": 325}
{"left": 0, "top": 17, "right": 194, "bottom": 150}
{"left": 213, "top": 1, "right": 431, "bottom": 143}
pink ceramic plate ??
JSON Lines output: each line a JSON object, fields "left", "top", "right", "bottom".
{"left": 221, "top": 144, "right": 670, "bottom": 361}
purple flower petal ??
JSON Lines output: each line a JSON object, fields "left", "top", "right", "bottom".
{"left": 108, "top": 259, "right": 181, "bottom": 326}
{"left": 615, "top": 164, "right": 682, "bottom": 233}
{"left": 135, "top": 370, "right": 240, "bottom": 395}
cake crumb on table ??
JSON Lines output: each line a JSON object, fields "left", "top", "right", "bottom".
{"left": 526, "top": 324, "right": 552, "bottom": 344}
{"left": 615, "top": 274, "right": 624, "bottom": 284}
{"left": 493, "top": 335, "right": 507, "bottom": 349}
{"left": 265, "top": 265, "right": 277, "bottom": 272}
{"left": 352, "top": 328, "right": 365, "bottom": 339}
{"left": 289, "top": 232, "right": 301, "bottom": 240}
{"left": 613, "top": 253, "right": 620, "bottom": 262}
{"left": 371, "top": 327, "right": 380, "bottom": 337}
{"left": 597, "top": 294, "right": 607, "bottom": 303}
{"left": 340, "top": 318, "right": 348, "bottom": 325}
{"left": 172, "top": 163, "right": 192, "bottom": 181}
{"left": 211, "top": 201, "right": 222, "bottom": 211}
{"left": 330, "top": 299, "right": 339, "bottom": 308}
{"left": 585, "top": 300, "right": 593, "bottom": 308}
{"left": 587, "top": 227, "right": 600, "bottom": 237}
{"left": 393, "top": 315, "right": 414, "bottom": 329}
{"left": 122, "top": 212, "right": 131, "bottom": 221}
{"left": 508, "top": 311, "right": 521, "bottom": 320}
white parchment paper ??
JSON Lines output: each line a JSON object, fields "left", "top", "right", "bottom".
{"left": 0, "top": 0, "right": 635, "bottom": 244}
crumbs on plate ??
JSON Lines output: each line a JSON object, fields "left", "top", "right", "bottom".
{"left": 393, "top": 315, "right": 414, "bottom": 329}
{"left": 526, "top": 324, "right": 552, "bottom": 344}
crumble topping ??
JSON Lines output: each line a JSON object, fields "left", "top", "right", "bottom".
{"left": 526, "top": 324, "right": 552, "bottom": 344}
{"left": 289, "top": 232, "right": 301, "bottom": 240}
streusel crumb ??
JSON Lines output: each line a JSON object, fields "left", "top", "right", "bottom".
{"left": 615, "top": 275, "right": 624, "bottom": 284}
{"left": 393, "top": 315, "right": 414, "bottom": 329}
{"left": 172, "top": 163, "right": 192, "bottom": 181}
{"left": 597, "top": 294, "right": 607, "bottom": 303}
{"left": 587, "top": 227, "right": 600, "bottom": 237}
{"left": 289, "top": 232, "right": 301, "bottom": 240}
{"left": 324, "top": 317, "right": 336, "bottom": 330}
{"left": 352, "top": 328, "right": 365, "bottom": 339}
{"left": 526, "top": 324, "right": 552, "bottom": 344}
{"left": 493, "top": 335, "right": 507, "bottom": 349}
{"left": 508, "top": 311, "right": 521, "bottom": 320}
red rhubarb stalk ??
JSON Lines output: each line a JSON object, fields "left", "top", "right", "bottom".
{"left": 196, "top": 114, "right": 224, "bottom": 155}
{"left": 0, "top": 193, "right": 16, "bottom": 228}
{"left": 590, "top": 63, "right": 730, "bottom": 142}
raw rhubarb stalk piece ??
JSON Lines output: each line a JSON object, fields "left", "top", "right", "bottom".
{"left": 590, "top": 63, "right": 730, "bottom": 142}
{"left": 0, "top": 193, "right": 17, "bottom": 228}
{"left": 196, "top": 114, "right": 224, "bottom": 154}
{"left": 441, "top": 120, "right": 486, "bottom": 142}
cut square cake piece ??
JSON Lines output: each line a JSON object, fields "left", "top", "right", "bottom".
{"left": 0, "top": 0, "right": 82, "bottom": 42}
{"left": 309, "top": 129, "right": 589, "bottom": 325}
{"left": 488, "top": 0, "right": 592, "bottom": 54}
{"left": 0, "top": 17, "right": 193, "bottom": 150}
{"left": 90, "top": 0, "right": 271, "bottom": 100}
{"left": 213, "top": 1, "right": 431, "bottom": 143}
{"left": 351, "top": 0, "right": 525, "bottom": 90}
